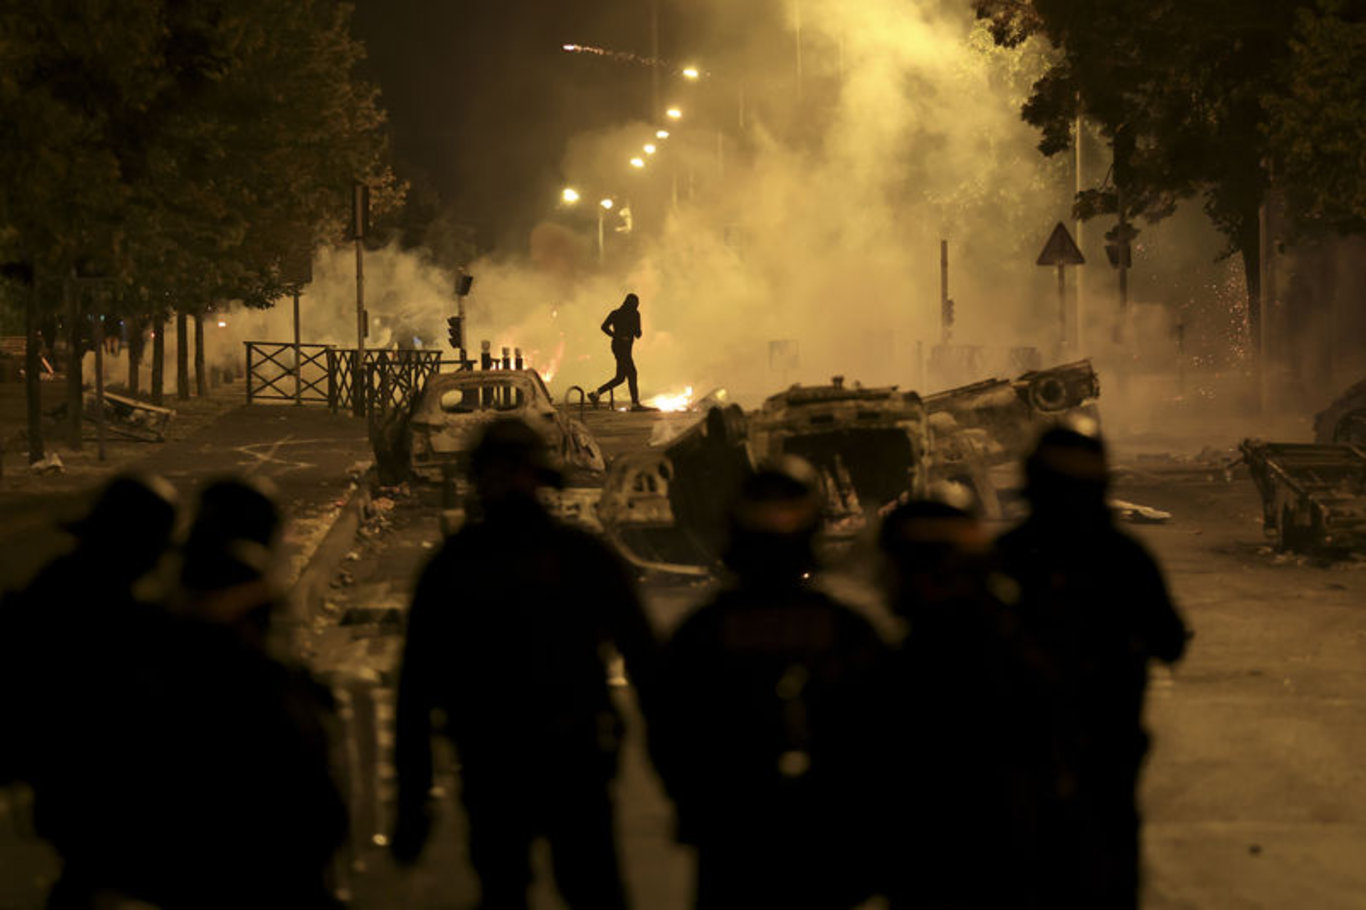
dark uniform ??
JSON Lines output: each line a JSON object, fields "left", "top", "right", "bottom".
{"left": 392, "top": 419, "right": 657, "bottom": 910}
{"left": 996, "top": 426, "right": 1188, "bottom": 910}
{"left": 650, "top": 460, "right": 890, "bottom": 910}
{"left": 878, "top": 500, "right": 1023, "bottom": 910}
{"left": 591, "top": 293, "right": 643, "bottom": 407}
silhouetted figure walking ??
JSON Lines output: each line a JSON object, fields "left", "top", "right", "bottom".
{"left": 392, "top": 418, "right": 657, "bottom": 910}
{"left": 996, "top": 425, "right": 1189, "bottom": 910}
{"left": 589, "top": 292, "right": 642, "bottom": 408}
{"left": 878, "top": 498, "right": 1023, "bottom": 909}
{"left": 650, "top": 458, "right": 890, "bottom": 910}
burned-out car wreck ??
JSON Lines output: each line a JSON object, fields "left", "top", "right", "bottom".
{"left": 596, "top": 360, "right": 1101, "bottom": 577}
{"left": 371, "top": 368, "right": 605, "bottom": 485}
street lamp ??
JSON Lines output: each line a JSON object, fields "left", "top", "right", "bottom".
{"left": 561, "top": 186, "right": 581, "bottom": 204}
{"left": 643, "top": 143, "right": 657, "bottom": 155}
{"left": 665, "top": 106, "right": 682, "bottom": 120}
{"left": 682, "top": 66, "right": 700, "bottom": 80}
{"left": 656, "top": 129, "right": 670, "bottom": 139}
{"left": 597, "top": 198, "right": 615, "bottom": 264}
{"left": 629, "top": 157, "right": 646, "bottom": 169}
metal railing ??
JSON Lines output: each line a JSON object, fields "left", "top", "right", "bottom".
{"left": 244, "top": 342, "right": 335, "bottom": 406}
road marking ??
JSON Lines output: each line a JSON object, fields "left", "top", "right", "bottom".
{"left": 232, "top": 435, "right": 349, "bottom": 475}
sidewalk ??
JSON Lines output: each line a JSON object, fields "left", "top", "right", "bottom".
{"left": 0, "top": 385, "right": 373, "bottom": 590}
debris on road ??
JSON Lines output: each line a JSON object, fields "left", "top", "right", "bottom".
{"left": 83, "top": 389, "right": 174, "bottom": 441}
{"left": 1239, "top": 439, "right": 1366, "bottom": 553}
{"left": 1111, "top": 499, "right": 1173, "bottom": 524}
{"left": 28, "top": 452, "right": 64, "bottom": 474}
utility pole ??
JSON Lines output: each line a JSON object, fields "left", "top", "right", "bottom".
{"left": 1074, "top": 110, "right": 1085, "bottom": 352}
{"left": 940, "top": 240, "right": 952, "bottom": 344}
{"left": 1115, "top": 183, "right": 1128, "bottom": 344}
{"left": 353, "top": 182, "right": 368, "bottom": 416}
{"left": 65, "top": 275, "right": 81, "bottom": 450}
{"left": 293, "top": 290, "right": 302, "bottom": 405}
{"left": 650, "top": 0, "right": 660, "bottom": 118}
{"left": 1258, "top": 189, "right": 1275, "bottom": 416}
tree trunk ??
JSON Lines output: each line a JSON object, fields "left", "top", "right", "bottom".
{"left": 176, "top": 307, "right": 189, "bottom": 400}
{"left": 127, "top": 315, "right": 143, "bottom": 397}
{"left": 194, "top": 309, "right": 206, "bottom": 397}
{"left": 1240, "top": 231, "right": 1261, "bottom": 354}
{"left": 65, "top": 278, "right": 82, "bottom": 450}
{"left": 151, "top": 315, "right": 165, "bottom": 405}
{"left": 25, "top": 275, "right": 44, "bottom": 464}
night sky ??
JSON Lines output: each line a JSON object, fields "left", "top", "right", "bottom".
{"left": 352, "top": 0, "right": 705, "bottom": 249}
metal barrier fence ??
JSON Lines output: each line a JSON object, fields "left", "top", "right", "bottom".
{"left": 359, "top": 349, "right": 444, "bottom": 416}
{"left": 244, "top": 342, "right": 335, "bottom": 406}
{"left": 244, "top": 342, "right": 446, "bottom": 416}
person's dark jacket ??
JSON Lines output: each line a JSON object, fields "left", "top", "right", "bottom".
{"left": 394, "top": 496, "right": 657, "bottom": 831}
{"left": 650, "top": 582, "right": 889, "bottom": 842}
{"left": 996, "top": 516, "right": 1187, "bottom": 764}
{"left": 601, "top": 306, "right": 641, "bottom": 345}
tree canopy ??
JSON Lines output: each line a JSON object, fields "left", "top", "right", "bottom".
{"left": 972, "top": 0, "right": 1366, "bottom": 330}
{"left": 0, "top": 0, "right": 402, "bottom": 310}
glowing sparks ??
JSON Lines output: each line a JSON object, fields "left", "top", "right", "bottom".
{"left": 646, "top": 386, "right": 694, "bottom": 412}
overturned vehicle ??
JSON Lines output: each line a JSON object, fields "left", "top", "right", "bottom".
{"left": 597, "top": 361, "right": 1100, "bottom": 577}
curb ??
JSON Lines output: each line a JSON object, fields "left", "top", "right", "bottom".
{"left": 287, "top": 466, "right": 376, "bottom": 642}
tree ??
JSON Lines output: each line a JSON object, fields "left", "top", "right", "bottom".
{"left": 0, "top": 0, "right": 402, "bottom": 447}
{"left": 972, "top": 0, "right": 1306, "bottom": 344}
{"left": 1264, "top": 1, "right": 1366, "bottom": 236}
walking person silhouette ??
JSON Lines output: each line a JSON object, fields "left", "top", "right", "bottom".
{"left": 589, "top": 293, "right": 643, "bottom": 409}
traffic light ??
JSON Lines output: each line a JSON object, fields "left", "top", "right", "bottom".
{"left": 446, "top": 315, "right": 463, "bottom": 350}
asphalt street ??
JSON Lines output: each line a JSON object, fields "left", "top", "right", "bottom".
{"left": 3, "top": 400, "right": 1365, "bottom": 909}
{"left": 309, "top": 426, "right": 1366, "bottom": 910}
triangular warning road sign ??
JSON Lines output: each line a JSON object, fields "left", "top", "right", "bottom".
{"left": 1036, "top": 222, "right": 1086, "bottom": 267}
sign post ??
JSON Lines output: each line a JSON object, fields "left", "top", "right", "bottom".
{"left": 1036, "top": 222, "right": 1086, "bottom": 351}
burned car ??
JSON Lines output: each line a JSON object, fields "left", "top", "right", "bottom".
{"left": 405, "top": 369, "right": 605, "bottom": 483}
{"left": 747, "top": 376, "right": 930, "bottom": 525}
{"left": 598, "top": 378, "right": 929, "bottom": 577}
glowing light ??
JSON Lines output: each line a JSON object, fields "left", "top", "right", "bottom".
{"left": 629, "top": 157, "right": 645, "bottom": 169}
{"left": 561, "top": 187, "right": 580, "bottom": 204}
{"left": 600, "top": 198, "right": 614, "bottom": 210}
{"left": 646, "top": 386, "right": 694, "bottom": 412}
{"left": 562, "top": 44, "right": 578, "bottom": 52}
{"left": 217, "top": 320, "right": 227, "bottom": 328}
{"left": 655, "top": 129, "right": 669, "bottom": 139}
{"left": 665, "top": 107, "right": 682, "bottom": 120}
{"left": 643, "top": 143, "right": 656, "bottom": 155}
{"left": 682, "top": 66, "right": 700, "bottom": 80}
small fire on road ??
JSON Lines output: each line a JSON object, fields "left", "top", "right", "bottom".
{"left": 647, "top": 386, "right": 694, "bottom": 412}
